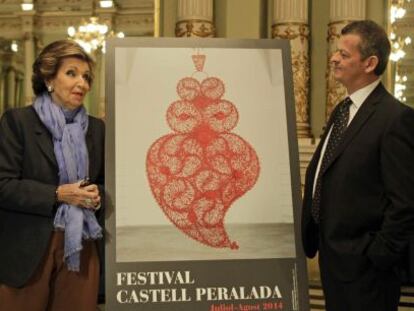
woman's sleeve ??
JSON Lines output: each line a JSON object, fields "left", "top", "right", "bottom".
{"left": 0, "top": 110, "right": 56, "bottom": 217}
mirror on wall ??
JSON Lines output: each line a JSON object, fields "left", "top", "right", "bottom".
{"left": 0, "top": 0, "right": 155, "bottom": 117}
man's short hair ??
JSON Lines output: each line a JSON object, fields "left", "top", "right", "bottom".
{"left": 341, "top": 20, "right": 391, "bottom": 76}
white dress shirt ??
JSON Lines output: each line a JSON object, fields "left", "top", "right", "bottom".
{"left": 312, "top": 79, "right": 381, "bottom": 196}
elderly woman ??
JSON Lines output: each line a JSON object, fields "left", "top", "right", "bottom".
{"left": 0, "top": 40, "right": 104, "bottom": 311}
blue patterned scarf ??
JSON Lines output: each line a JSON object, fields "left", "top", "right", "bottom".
{"left": 33, "top": 93, "right": 102, "bottom": 271}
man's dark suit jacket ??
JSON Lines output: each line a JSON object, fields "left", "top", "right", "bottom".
{"left": 0, "top": 105, "right": 105, "bottom": 288}
{"left": 302, "top": 83, "right": 414, "bottom": 282}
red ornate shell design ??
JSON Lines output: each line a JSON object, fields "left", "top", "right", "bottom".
{"left": 146, "top": 76, "right": 260, "bottom": 249}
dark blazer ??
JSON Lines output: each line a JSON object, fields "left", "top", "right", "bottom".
{"left": 0, "top": 105, "right": 105, "bottom": 288}
{"left": 302, "top": 83, "right": 414, "bottom": 281}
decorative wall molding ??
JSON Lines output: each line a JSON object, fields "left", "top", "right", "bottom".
{"left": 175, "top": 0, "right": 215, "bottom": 38}
{"left": 115, "top": 14, "right": 154, "bottom": 35}
{"left": 0, "top": 0, "right": 155, "bottom": 37}
{"left": 0, "top": 0, "right": 155, "bottom": 114}
{"left": 272, "top": 22, "right": 309, "bottom": 42}
{"left": 0, "top": 19, "right": 21, "bottom": 39}
{"left": 175, "top": 19, "right": 215, "bottom": 37}
{"left": 272, "top": 20, "right": 311, "bottom": 138}
{"left": 325, "top": 22, "right": 347, "bottom": 118}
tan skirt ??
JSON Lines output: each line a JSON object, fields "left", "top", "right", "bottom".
{"left": 0, "top": 231, "right": 100, "bottom": 311}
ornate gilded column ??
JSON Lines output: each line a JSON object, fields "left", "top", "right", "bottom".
{"left": 326, "top": 0, "right": 365, "bottom": 118}
{"left": 272, "top": 0, "right": 311, "bottom": 138}
{"left": 175, "top": 0, "right": 215, "bottom": 37}
{"left": 20, "top": 12, "right": 35, "bottom": 106}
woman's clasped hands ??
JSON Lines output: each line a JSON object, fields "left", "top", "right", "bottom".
{"left": 56, "top": 180, "right": 100, "bottom": 209}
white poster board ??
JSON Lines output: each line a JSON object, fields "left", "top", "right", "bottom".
{"left": 105, "top": 38, "right": 309, "bottom": 311}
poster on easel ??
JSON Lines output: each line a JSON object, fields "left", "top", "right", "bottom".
{"left": 105, "top": 38, "right": 310, "bottom": 311}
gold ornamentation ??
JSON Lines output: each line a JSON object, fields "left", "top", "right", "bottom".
{"left": 326, "top": 64, "right": 346, "bottom": 118}
{"left": 0, "top": 19, "right": 21, "bottom": 33}
{"left": 272, "top": 23, "right": 309, "bottom": 44}
{"left": 326, "top": 22, "right": 347, "bottom": 119}
{"left": 115, "top": 15, "right": 154, "bottom": 28}
{"left": 175, "top": 19, "right": 215, "bottom": 38}
{"left": 34, "top": 16, "right": 88, "bottom": 30}
{"left": 273, "top": 23, "right": 311, "bottom": 138}
{"left": 30, "top": 15, "right": 153, "bottom": 37}
{"left": 291, "top": 51, "right": 310, "bottom": 122}
{"left": 327, "top": 23, "right": 341, "bottom": 44}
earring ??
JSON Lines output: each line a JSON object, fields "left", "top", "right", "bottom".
{"left": 47, "top": 85, "right": 54, "bottom": 93}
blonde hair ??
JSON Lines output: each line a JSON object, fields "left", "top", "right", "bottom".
{"left": 32, "top": 40, "right": 95, "bottom": 95}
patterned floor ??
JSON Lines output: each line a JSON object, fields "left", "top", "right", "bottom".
{"left": 309, "top": 281, "right": 414, "bottom": 310}
{"left": 98, "top": 283, "right": 414, "bottom": 310}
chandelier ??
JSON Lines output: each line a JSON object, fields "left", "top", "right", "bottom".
{"left": 67, "top": 1, "right": 124, "bottom": 53}
{"left": 389, "top": 0, "right": 412, "bottom": 62}
{"left": 389, "top": 0, "right": 412, "bottom": 102}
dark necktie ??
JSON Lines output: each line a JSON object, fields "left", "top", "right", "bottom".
{"left": 311, "top": 97, "right": 352, "bottom": 223}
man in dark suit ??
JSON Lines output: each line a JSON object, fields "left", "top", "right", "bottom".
{"left": 301, "top": 20, "right": 414, "bottom": 311}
